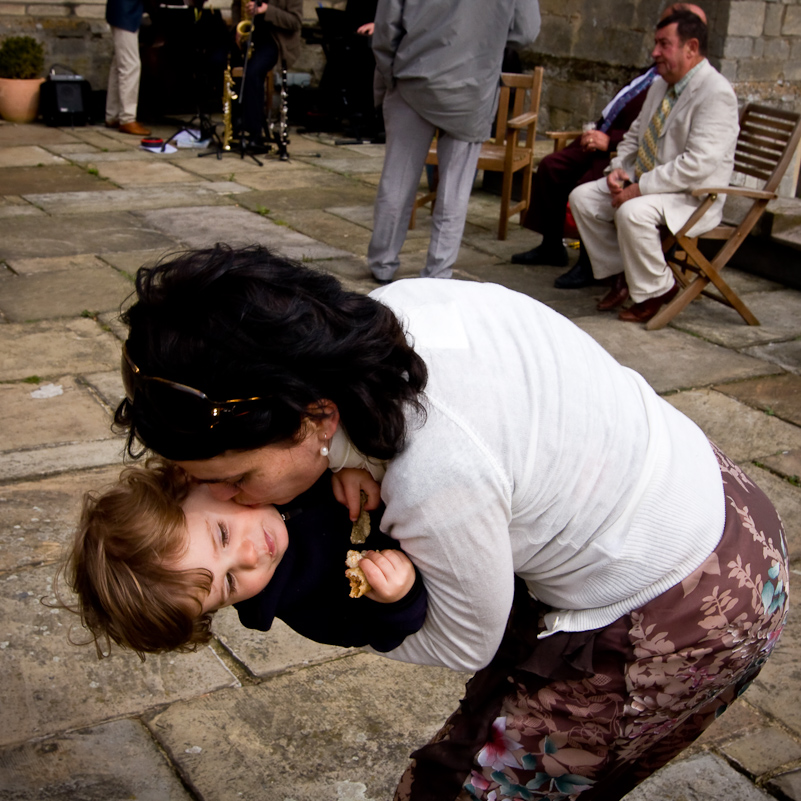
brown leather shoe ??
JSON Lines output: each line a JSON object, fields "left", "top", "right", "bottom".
{"left": 118, "top": 121, "right": 152, "bottom": 136}
{"left": 618, "top": 283, "right": 680, "bottom": 323}
{"left": 596, "top": 273, "right": 629, "bottom": 311}
{"left": 104, "top": 119, "right": 119, "bottom": 129}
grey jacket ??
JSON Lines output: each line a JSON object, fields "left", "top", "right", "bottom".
{"left": 372, "top": 0, "right": 541, "bottom": 142}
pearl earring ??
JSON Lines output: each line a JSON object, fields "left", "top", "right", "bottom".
{"left": 320, "top": 434, "right": 330, "bottom": 457}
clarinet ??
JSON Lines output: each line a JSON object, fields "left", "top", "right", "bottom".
{"left": 278, "top": 61, "right": 290, "bottom": 160}
{"left": 267, "top": 60, "right": 290, "bottom": 160}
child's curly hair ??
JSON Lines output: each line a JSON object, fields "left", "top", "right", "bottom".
{"left": 58, "top": 460, "right": 214, "bottom": 660}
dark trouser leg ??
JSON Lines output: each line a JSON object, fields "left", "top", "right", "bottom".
{"left": 240, "top": 37, "right": 277, "bottom": 140}
{"left": 512, "top": 142, "right": 601, "bottom": 265}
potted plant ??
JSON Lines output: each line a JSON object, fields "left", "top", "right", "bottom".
{"left": 0, "top": 35, "right": 46, "bottom": 123}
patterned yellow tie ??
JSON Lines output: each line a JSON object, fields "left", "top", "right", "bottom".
{"left": 635, "top": 86, "right": 678, "bottom": 179}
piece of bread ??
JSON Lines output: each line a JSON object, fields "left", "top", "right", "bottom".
{"left": 350, "top": 489, "right": 371, "bottom": 544}
{"left": 345, "top": 549, "right": 371, "bottom": 598}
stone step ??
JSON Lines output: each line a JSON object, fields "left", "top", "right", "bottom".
{"left": 764, "top": 196, "right": 801, "bottom": 250}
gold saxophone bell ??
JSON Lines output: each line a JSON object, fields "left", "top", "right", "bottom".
{"left": 236, "top": 19, "right": 253, "bottom": 36}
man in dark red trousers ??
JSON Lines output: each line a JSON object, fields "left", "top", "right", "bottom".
{"left": 511, "top": 67, "right": 656, "bottom": 287}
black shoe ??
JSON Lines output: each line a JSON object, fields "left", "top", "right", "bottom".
{"left": 371, "top": 274, "right": 392, "bottom": 286}
{"left": 511, "top": 244, "right": 569, "bottom": 267}
{"left": 554, "top": 260, "right": 597, "bottom": 289}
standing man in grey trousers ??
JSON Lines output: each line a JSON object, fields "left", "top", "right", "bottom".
{"left": 368, "top": 0, "right": 541, "bottom": 284}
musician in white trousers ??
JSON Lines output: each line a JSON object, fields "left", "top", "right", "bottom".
{"left": 105, "top": 0, "right": 151, "bottom": 136}
{"left": 367, "top": 0, "right": 540, "bottom": 283}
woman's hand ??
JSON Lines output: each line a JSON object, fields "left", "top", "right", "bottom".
{"left": 331, "top": 467, "right": 381, "bottom": 521}
{"left": 356, "top": 22, "right": 375, "bottom": 35}
{"left": 358, "top": 550, "right": 416, "bottom": 603}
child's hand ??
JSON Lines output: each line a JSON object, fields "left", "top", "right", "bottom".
{"left": 358, "top": 550, "right": 415, "bottom": 603}
{"left": 331, "top": 468, "right": 381, "bottom": 521}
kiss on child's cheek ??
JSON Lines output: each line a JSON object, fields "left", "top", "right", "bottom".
{"left": 173, "top": 485, "right": 289, "bottom": 613}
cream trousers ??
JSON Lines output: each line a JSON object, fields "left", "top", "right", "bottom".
{"left": 569, "top": 177, "right": 677, "bottom": 303}
{"left": 105, "top": 26, "right": 141, "bottom": 125}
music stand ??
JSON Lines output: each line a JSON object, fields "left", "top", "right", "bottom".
{"left": 158, "top": 3, "right": 228, "bottom": 151}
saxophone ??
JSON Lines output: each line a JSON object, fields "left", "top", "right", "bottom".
{"left": 236, "top": 0, "right": 253, "bottom": 40}
{"left": 221, "top": 56, "right": 237, "bottom": 152}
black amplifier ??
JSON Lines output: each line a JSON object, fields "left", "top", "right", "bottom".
{"left": 39, "top": 71, "right": 93, "bottom": 127}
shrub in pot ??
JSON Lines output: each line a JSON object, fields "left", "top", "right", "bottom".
{"left": 0, "top": 36, "right": 46, "bottom": 123}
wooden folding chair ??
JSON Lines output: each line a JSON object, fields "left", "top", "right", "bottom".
{"left": 645, "top": 103, "right": 801, "bottom": 330}
{"left": 409, "top": 67, "right": 545, "bottom": 240}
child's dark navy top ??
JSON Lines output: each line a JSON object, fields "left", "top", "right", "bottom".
{"left": 234, "top": 476, "right": 427, "bottom": 652}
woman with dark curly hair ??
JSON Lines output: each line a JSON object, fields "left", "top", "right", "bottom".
{"left": 116, "top": 243, "right": 788, "bottom": 801}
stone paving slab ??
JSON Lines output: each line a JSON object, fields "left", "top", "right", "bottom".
{"left": 277, "top": 208, "right": 373, "bottom": 257}
{"left": 0, "top": 439, "right": 126, "bottom": 483}
{"left": 95, "top": 159, "right": 205, "bottom": 187}
{"left": 0, "top": 377, "right": 114, "bottom": 452}
{"left": 0, "top": 124, "right": 80, "bottom": 146}
{"left": 135, "top": 206, "right": 352, "bottom": 260}
{"left": 44, "top": 142, "right": 102, "bottom": 155}
{"left": 0, "top": 145, "right": 68, "bottom": 168}
{"left": 744, "top": 339, "right": 801, "bottom": 375}
{"left": 745, "top": 610, "right": 801, "bottom": 738}
{"left": 0, "top": 261, "right": 133, "bottom": 321}
{"left": 232, "top": 164, "right": 365, "bottom": 193}
{"left": 313, "top": 154, "right": 386, "bottom": 176}
{"left": 66, "top": 148, "right": 165, "bottom": 163}
{"left": 0, "top": 466, "right": 121, "bottom": 573}
{"left": 0, "top": 202, "right": 46, "bottom": 219}
{"left": 24, "top": 184, "right": 240, "bottom": 215}
{"left": 767, "top": 767, "right": 801, "bottom": 801}
{"left": 462, "top": 223, "right": 540, "bottom": 261}
{"left": 166, "top": 152, "right": 271, "bottom": 177}
{"left": 463, "top": 260, "right": 603, "bottom": 317}
{"left": 0, "top": 568, "right": 239, "bottom": 747}
{"left": 721, "top": 724, "right": 801, "bottom": 777}
{"left": 0, "top": 718, "right": 194, "bottom": 801}
{"left": 239, "top": 184, "right": 379, "bottom": 216}
{"left": 0, "top": 318, "right": 120, "bottom": 381}
{"left": 5, "top": 253, "right": 107, "bottom": 275}
{"left": 746, "top": 465, "right": 801, "bottom": 561}
{"left": 213, "top": 608, "right": 355, "bottom": 677}
{"left": 573, "top": 318, "right": 779, "bottom": 393}
{"left": 145, "top": 653, "right": 468, "bottom": 801}
{"left": 97, "top": 247, "right": 173, "bottom": 278}
{"left": 65, "top": 127, "right": 137, "bottom": 151}
{"left": 761, "top": 449, "right": 801, "bottom": 485}
{"left": 625, "top": 752, "right": 775, "bottom": 801}
{"left": 0, "top": 211, "right": 181, "bottom": 259}
{"left": 671, "top": 290, "right": 801, "bottom": 348}
{"left": 713, "top": 373, "right": 801, "bottom": 426}
{"left": 665, "top": 389, "right": 801, "bottom": 461}
{"left": 0, "top": 164, "right": 112, "bottom": 196}
{"left": 291, "top": 133, "right": 354, "bottom": 159}
{"left": 691, "top": 697, "right": 767, "bottom": 753}
{"left": 311, "top": 255, "right": 375, "bottom": 281}
{"left": 82, "top": 369, "right": 126, "bottom": 411}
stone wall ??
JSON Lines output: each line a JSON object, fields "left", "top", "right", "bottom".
{"left": 520, "top": 0, "right": 801, "bottom": 133}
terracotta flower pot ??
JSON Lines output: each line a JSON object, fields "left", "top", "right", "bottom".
{"left": 0, "top": 77, "right": 45, "bottom": 123}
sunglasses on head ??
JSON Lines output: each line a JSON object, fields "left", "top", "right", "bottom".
{"left": 121, "top": 344, "right": 271, "bottom": 432}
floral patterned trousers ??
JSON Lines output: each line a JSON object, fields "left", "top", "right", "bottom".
{"left": 395, "top": 445, "right": 789, "bottom": 801}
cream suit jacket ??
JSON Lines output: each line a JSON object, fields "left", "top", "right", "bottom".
{"left": 611, "top": 58, "right": 739, "bottom": 236}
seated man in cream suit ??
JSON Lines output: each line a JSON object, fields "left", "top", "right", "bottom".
{"left": 569, "top": 7, "right": 739, "bottom": 323}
